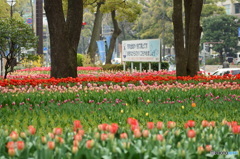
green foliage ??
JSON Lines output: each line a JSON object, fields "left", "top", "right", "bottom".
{"left": 100, "top": 0, "right": 142, "bottom": 22}
{"left": 205, "top": 57, "right": 221, "bottom": 65}
{"left": 202, "top": 15, "right": 240, "bottom": 54}
{"left": 126, "top": 62, "right": 169, "bottom": 71}
{"left": 0, "top": 18, "right": 38, "bottom": 58}
{"left": 201, "top": 4, "right": 225, "bottom": 18}
{"left": 101, "top": 64, "right": 123, "bottom": 71}
{"left": 77, "top": 54, "right": 84, "bottom": 66}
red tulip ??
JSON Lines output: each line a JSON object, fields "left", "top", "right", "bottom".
{"left": 73, "top": 120, "right": 82, "bottom": 131}
{"left": 47, "top": 141, "right": 55, "bottom": 150}
{"left": 147, "top": 122, "right": 154, "bottom": 129}
{"left": 167, "top": 121, "right": 176, "bottom": 129}
{"left": 186, "top": 120, "right": 195, "bottom": 128}
{"left": 98, "top": 123, "right": 108, "bottom": 131}
{"left": 53, "top": 128, "right": 62, "bottom": 135}
{"left": 156, "top": 122, "right": 164, "bottom": 129}
{"left": 232, "top": 125, "right": 240, "bottom": 134}
{"left": 86, "top": 140, "right": 94, "bottom": 149}
{"left": 107, "top": 123, "right": 119, "bottom": 134}
{"left": 6, "top": 141, "right": 15, "bottom": 149}
{"left": 127, "top": 118, "right": 139, "bottom": 126}
{"left": 16, "top": 141, "right": 25, "bottom": 150}
{"left": 201, "top": 120, "right": 209, "bottom": 127}
{"left": 187, "top": 129, "right": 196, "bottom": 138}
{"left": 28, "top": 125, "right": 36, "bottom": 135}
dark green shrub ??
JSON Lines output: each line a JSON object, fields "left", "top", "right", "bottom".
{"left": 102, "top": 64, "right": 123, "bottom": 71}
{"left": 126, "top": 62, "right": 169, "bottom": 70}
{"left": 206, "top": 57, "right": 221, "bottom": 65}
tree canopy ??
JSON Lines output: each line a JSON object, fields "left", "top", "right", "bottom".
{"left": 202, "top": 14, "right": 240, "bottom": 62}
{"left": 0, "top": 18, "right": 38, "bottom": 78}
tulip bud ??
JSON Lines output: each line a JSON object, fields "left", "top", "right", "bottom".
{"left": 101, "top": 133, "right": 108, "bottom": 141}
{"left": 9, "top": 131, "right": 19, "bottom": 141}
{"left": 41, "top": 136, "right": 47, "bottom": 144}
{"left": 47, "top": 141, "right": 55, "bottom": 150}
{"left": 156, "top": 134, "right": 164, "bottom": 141}
{"left": 122, "top": 142, "right": 130, "bottom": 149}
{"left": 120, "top": 133, "right": 128, "bottom": 139}
{"left": 20, "top": 132, "right": 26, "bottom": 139}
{"left": 133, "top": 129, "right": 142, "bottom": 138}
{"left": 86, "top": 140, "right": 94, "bottom": 149}
{"left": 181, "top": 150, "right": 186, "bottom": 157}
{"left": 142, "top": 130, "right": 150, "bottom": 138}
{"left": 197, "top": 146, "right": 204, "bottom": 155}
{"left": 205, "top": 145, "right": 212, "bottom": 152}
{"left": 72, "top": 146, "right": 78, "bottom": 154}
{"left": 8, "top": 148, "right": 16, "bottom": 157}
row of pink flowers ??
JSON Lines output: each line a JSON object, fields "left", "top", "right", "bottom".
{"left": 16, "top": 67, "right": 102, "bottom": 72}
{"left": 0, "top": 81, "right": 239, "bottom": 95}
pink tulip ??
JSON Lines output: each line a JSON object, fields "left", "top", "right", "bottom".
{"left": 120, "top": 133, "right": 128, "bottom": 139}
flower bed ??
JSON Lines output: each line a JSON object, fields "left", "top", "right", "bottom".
{"left": 0, "top": 68, "right": 239, "bottom": 158}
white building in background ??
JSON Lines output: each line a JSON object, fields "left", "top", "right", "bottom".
{"left": 217, "top": 0, "right": 240, "bottom": 17}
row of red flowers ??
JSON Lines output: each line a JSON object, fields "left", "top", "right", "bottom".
{"left": 0, "top": 74, "right": 239, "bottom": 87}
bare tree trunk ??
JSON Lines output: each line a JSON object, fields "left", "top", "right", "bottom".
{"left": 87, "top": 3, "right": 103, "bottom": 64}
{"left": 173, "top": 0, "right": 203, "bottom": 77}
{"left": 185, "top": 0, "right": 203, "bottom": 76}
{"left": 105, "top": 10, "right": 121, "bottom": 64}
{"left": 44, "top": 0, "right": 83, "bottom": 78}
{"left": 173, "top": 0, "right": 186, "bottom": 76}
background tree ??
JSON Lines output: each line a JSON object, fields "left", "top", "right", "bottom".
{"left": 0, "top": 19, "right": 38, "bottom": 79}
{"left": 86, "top": 0, "right": 105, "bottom": 63}
{"left": 44, "top": 0, "right": 83, "bottom": 78}
{"left": 202, "top": 14, "right": 240, "bottom": 63}
{"left": 173, "top": 0, "right": 203, "bottom": 77}
{"left": 100, "top": 0, "right": 141, "bottom": 64}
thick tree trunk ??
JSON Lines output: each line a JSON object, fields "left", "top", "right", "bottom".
{"left": 87, "top": 3, "right": 103, "bottom": 64}
{"left": 173, "top": 0, "right": 203, "bottom": 77}
{"left": 44, "top": 0, "right": 83, "bottom": 78}
{"left": 185, "top": 0, "right": 203, "bottom": 76}
{"left": 105, "top": 10, "right": 121, "bottom": 64}
{"left": 173, "top": 0, "right": 186, "bottom": 76}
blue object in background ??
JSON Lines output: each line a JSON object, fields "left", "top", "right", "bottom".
{"left": 238, "top": 27, "right": 240, "bottom": 37}
{"left": 96, "top": 40, "right": 106, "bottom": 63}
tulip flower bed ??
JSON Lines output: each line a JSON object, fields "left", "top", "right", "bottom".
{"left": 0, "top": 68, "right": 240, "bottom": 158}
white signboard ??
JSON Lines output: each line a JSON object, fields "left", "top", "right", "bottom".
{"left": 122, "top": 39, "right": 160, "bottom": 62}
